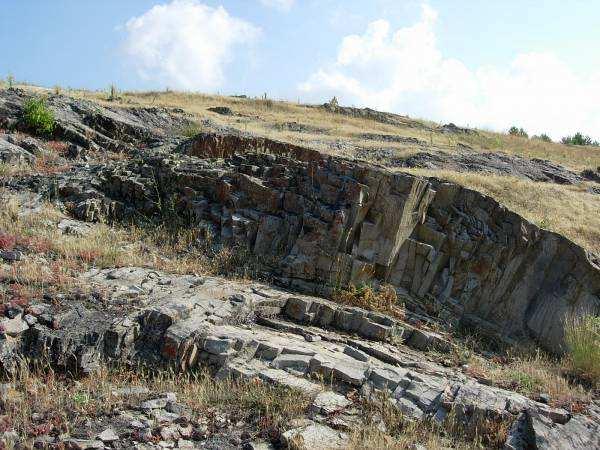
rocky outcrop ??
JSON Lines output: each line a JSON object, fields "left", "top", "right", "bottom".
{"left": 2, "top": 267, "right": 597, "bottom": 449}
{"left": 50, "top": 132, "right": 600, "bottom": 355}
{"left": 0, "top": 88, "right": 191, "bottom": 151}
{"left": 393, "top": 150, "right": 585, "bottom": 185}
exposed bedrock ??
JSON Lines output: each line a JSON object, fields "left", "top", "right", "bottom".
{"left": 3, "top": 267, "right": 597, "bottom": 449}
{"left": 0, "top": 88, "right": 191, "bottom": 151}
{"left": 54, "top": 132, "right": 600, "bottom": 354}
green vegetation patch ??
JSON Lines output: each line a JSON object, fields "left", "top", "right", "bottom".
{"left": 23, "top": 97, "right": 55, "bottom": 136}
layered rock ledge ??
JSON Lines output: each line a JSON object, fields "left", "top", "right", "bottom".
{"left": 2, "top": 267, "right": 597, "bottom": 449}
{"left": 50, "top": 131, "right": 600, "bottom": 355}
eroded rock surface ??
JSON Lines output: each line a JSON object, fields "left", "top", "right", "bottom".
{"left": 2, "top": 267, "right": 597, "bottom": 449}
{"left": 49, "top": 132, "right": 600, "bottom": 354}
{"left": 393, "top": 151, "right": 585, "bottom": 185}
{"left": 0, "top": 88, "right": 191, "bottom": 152}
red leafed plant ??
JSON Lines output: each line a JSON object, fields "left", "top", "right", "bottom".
{"left": 0, "top": 232, "right": 17, "bottom": 251}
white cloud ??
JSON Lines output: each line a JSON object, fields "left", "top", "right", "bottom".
{"left": 300, "top": 4, "right": 600, "bottom": 140}
{"left": 260, "top": 0, "right": 295, "bottom": 11}
{"left": 123, "top": 0, "right": 260, "bottom": 91}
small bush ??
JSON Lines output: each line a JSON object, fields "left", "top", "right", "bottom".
{"left": 561, "top": 132, "right": 600, "bottom": 147}
{"left": 565, "top": 315, "right": 600, "bottom": 385}
{"left": 508, "top": 126, "right": 528, "bottom": 138}
{"left": 23, "top": 97, "right": 55, "bottom": 136}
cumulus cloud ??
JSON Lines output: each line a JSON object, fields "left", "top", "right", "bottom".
{"left": 299, "top": 4, "right": 600, "bottom": 139}
{"left": 123, "top": 0, "right": 260, "bottom": 91}
{"left": 259, "top": 0, "right": 295, "bottom": 11}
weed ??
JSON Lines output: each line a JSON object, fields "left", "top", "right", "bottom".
{"left": 23, "top": 97, "right": 55, "bottom": 136}
{"left": 108, "top": 84, "right": 118, "bottom": 101}
{"left": 565, "top": 314, "right": 600, "bottom": 386}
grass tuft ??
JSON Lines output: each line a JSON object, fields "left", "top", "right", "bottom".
{"left": 332, "top": 284, "right": 405, "bottom": 319}
{"left": 565, "top": 314, "right": 600, "bottom": 386}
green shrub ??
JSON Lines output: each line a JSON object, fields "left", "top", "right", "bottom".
{"left": 508, "top": 126, "right": 528, "bottom": 138}
{"left": 565, "top": 315, "right": 600, "bottom": 385}
{"left": 533, "top": 133, "right": 552, "bottom": 142}
{"left": 23, "top": 97, "right": 55, "bottom": 136}
{"left": 561, "top": 132, "right": 599, "bottom": 147}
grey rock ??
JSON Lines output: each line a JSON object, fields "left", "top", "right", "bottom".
{"left": 97, "top": 428, "right": 119, "bottom": 442}
{"left": 0, "top": 250, "right": 23, "bottom": 262}
{"left": 343, "top": 345, "right": 370, "bottom": 362}
{"left": 310, "top": 391, "right": 352, "bottom": 415}
{"left": 63, "top": 439, "right": 105, "bottom": 449}
{"left": 0, "top": 316, "right": 29, "bottom": 336}
{"left": 282, "top": 422, "right": 349, "bottom": 449}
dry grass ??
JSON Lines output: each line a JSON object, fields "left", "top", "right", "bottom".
{"left": 0, "top": 363, "right": 312, "bottom": 446}
{"left": 332, "top": 284, "right": 405, "bottom": 320}
{"left": 399, "top": 169, "right": 600, "bottom": 255}
{"left": 0, "top": 362, "right": 517, "bottom": 449}
{"left": 12, "top": 83, "right": 600, "bottom": 173}
{"left": 462, "top": 348, "right": 592, "bottom": 412}
{"left": 67, "top": 88, "right": 600, "bottom": 170}
{"left": 0, "top": 193, "right": 271, "bottom": 303}
{"left": 349, "top": 393, "right": 510, "bottom": 450}
{"left": 565, "top": 315, "right": 600, "bottom": 387}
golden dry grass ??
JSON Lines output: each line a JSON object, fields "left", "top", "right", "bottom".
{"left": 1, "top": 363, "right": 510, "bottom": 450}
{"left": 565, "top": 315, "right": 600, "bottom": 387}
{"left": 465, "top": 351, "right": 592, "bottom": 411}
{"left": 0, "top": 363, "right": 311, "bottom": 446}
{"left": 332, "top": 284, "right": 405, "bottom": 320}
{"left": 398, "top": 169, "right": 600, "bottom": 255}
{"left": 0, "top": 192, "right": 270, "bottom": 300}
{"left": 349, "top": 393, "right": 509, "bottom": 450}
{"left": 12, "top": 83, "right": 600, "bottom": 170}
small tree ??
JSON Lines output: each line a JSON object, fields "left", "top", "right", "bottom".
{"left": 533, "top": 133, "right": 552, "bottom": 142}
{"left": 508, "top": 126, "right": 528, "bottom": 138}
{"left": 561, "top": 132, "right": 599, "bottom": 146}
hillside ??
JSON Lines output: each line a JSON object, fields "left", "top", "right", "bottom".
{"left": 0, "top": 85, "right": 598, "bottom": 449}
{"left": 70, "top": 87, "right": 600, "bottom": 256}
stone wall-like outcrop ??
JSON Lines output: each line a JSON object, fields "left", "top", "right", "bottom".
{"left": 55, "top": 132, "right": 600, "bottom": 354}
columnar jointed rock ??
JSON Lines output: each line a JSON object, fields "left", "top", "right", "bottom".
{"left": 54, "top": 132, "right": 600, "bottom": 354}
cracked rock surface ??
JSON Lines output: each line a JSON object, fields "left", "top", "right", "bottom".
{"left": 1, "top": 267, "right": 597, "bottom": 449}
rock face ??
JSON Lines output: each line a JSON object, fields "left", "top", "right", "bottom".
{"left": 54, "top": 132, "right": 600, "bottom": 354}
{"left": 0, "top": 88, "right": 191, "bottom": 151}
{"left": 1, "top": 267, "right": 597, "bottom": 449}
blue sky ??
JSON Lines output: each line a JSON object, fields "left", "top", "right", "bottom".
{"left": 1, "top": 0, "right": 599, "bottom": 138}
